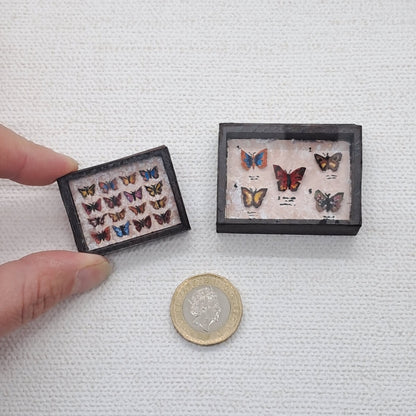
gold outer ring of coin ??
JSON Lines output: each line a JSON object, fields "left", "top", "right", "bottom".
{"left": 170, "top": 274, "right": 243, "bottom": 346}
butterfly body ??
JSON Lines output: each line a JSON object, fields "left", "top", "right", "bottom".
{"left": 150, "top": 196, "right": 167, "bottom": 210}
{"left": 241, "top": 149, "right": 267, "bottom": 170}
{"left": 82, "top": 199, "right": 102, "bottom": 215}
{"left": 103, "top": 193, "right": 122, "bottom": 208}
{"left": 99, "top": 178, "right": 118, "bottom": 193}
{"left": 145, "top": 181, "right": 163, "bottom": 197}
{"left": 273, "top": 165, "right": 306, "bottom": 192}
{"left": 129, "top": 203, "right": 147, "bottom": 215}
{"left": 78, "top": 184, "right": 95, "bottom": 198}
{"left": 133, "top": 216, "right": 152, "bottom": 232}
{"left": 314, "top": 190, "right": 344, "bottom": 212}
{"left": 314, "top": 153, "right": 342, "bottom": 171}
{"left": 112, "top": 221, "right": 130, "bottom": 237}
{"left": 119, "top": 173, "right": 136, "bottom": 186}
{"left": 88, "top": 214, "right": 107, "bottom": 227}
{"left": 139, "top": 166, "right": 159, "bottom": 181}
{"left": 124, "top": 187, "right": 143, "bottom": 203}
{"left": 153, "top": 209, "right": 171, "bottom": 225}
{"left": 108, "top": 209, "right": 126, "bottom": 223}
{"left": 91, "top": 227, "right": 111, "bottom": 244}
{"left": 241, "top": 187, "right": 267, "bottom": 208}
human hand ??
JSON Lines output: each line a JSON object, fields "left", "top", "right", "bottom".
{"left": 0, "top": 125, "right": 112, "bottom": 337}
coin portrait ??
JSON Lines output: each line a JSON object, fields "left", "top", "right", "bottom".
{"left": 170, "top": 274, "right": 243, "bottom": 346}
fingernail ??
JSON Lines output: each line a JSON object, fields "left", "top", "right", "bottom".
{"left": 62, "top": 154, "right": 78, "bottom": 172}
{"left": 72, "top": 258, "right": 112, "bottom": 295}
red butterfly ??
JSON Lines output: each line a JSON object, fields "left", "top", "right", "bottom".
{"left": 273, "top": 165, "right": 306, "bottom": 192}
{"left": 153, "top": 209, "right": 171, "bottom": 225}
{"left": 103, "top": 193, "right": 122, "bottom": 208}
{"left": 133, "top": 216, "right": 152, "bottom": 232}
{"left": 91, "top": 226, "right": 111, "bottom": 244}
{"left": 82, "top": 199, "right": 102, "bottom": 215}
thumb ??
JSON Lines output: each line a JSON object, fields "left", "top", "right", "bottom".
{"left": 0, "top": 251, "right": 112, "bottom": 337}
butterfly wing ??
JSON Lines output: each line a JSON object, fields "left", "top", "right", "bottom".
{"left": 104, "top": 196, "right": 114, "bottom": 208}
{"left": 314, "top": 190, "right": 328, "bottom": 212}
{"left": 88, "top": 214, "right": 107, "bottom": 227}
{"left": 328, "top": 192, "right": 344, "bottom": 212}
{"left": 102, "top": 226, "right": 111, "bottom": 241}
{"left": 154, "top": 181, "right": 163, "bottom": 195}
{"left": 241, "top": 187, "right": 253, "bottom": 207}
{"left": 314, "top": 154, "right": 328, "bottom": 171}
{"left": 139, "top": 170, "right": 150, "bottom": 181}
{"left": 134, "top": 187, "right": 143, "bottom": 200}
{"left": 138, "top": 202, "right": 146, "bottom": 213}
{"left": 145, "top": 185, "right": 156, "bottom": 197}
{"left": 289, "top": 167, "right": 306, "bottom": 191}
{"left": 124, "top": 191, "right": 134, "bottom": 203}
{"left": 254, "top": 149, "right": 267, "bottom": 169}
{"left": 121, "top": 221, "right": 130, "bottom": 235}
{"left": 163, "top": 209, "right": 171, "bottom": 224}
{"left": 99, "top": 182, "right": 109, "bottom": 193}
{"left": 241, "top": 150, "right": 253, "bottom": 170}
{"left": 327, "top": 153, "right": 342, "bottom": 171}
{"left": 274, "top": 165, "right": 288, "bottom": 191}
{"left": 133, "top": 219, "right": 143, "bottom": 232}
{"left": 112, "top": 225, "right": 123, "bottom": 237}
{"left": 144, "top": 215, "right": 152, "bottom": 228}
{"left": 150, "top": 166, "right": 159, "bottom": 179}
{"left": 91, "top": 231, "right": 102, "bottom": 244}
{"left": 252, "top": 188, "right": 267, "bottom": 208}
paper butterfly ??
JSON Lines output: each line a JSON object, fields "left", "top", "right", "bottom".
{"left": 129, "top": 203, "right": 146, "bottom": 215}
{"left": 108, "top": 209, "right": 126, "bottom": 223}
{"left": 82, "top": 199, "right": 102, "bottom": 215}
{"left": 133, "top": 216, "right": 152, "bottom": 232}
{"left": 112, "top": 221, "right": 130, "bottom": 237}
{"left": 314, "top": 190, "right": 344, "bottom": 212}
{"left": 153, "top": 209, "right": 171, "bottom": 225}
{"left": 103, "top": 193, "right": 122, "bottom": 208}
{"left": 314, "top": 153, "right": 342, "bottom": 172}
{"left": 150, "top": 196, "right": 167, "bottom": 210}
{"left": 78, "top": 184, "right": 95, "bottom": 198}
{"left": 119, "top": 173, "right": 136, "bottom": 186}
{"left": 124, "top": 187, "right": 143, "bottom": 203}
{"left": 241, "top": 149, "right": 267, "bottom": 170}
{"left": 88, "top": 214, "right": 107, "bottom": 228}
{"left": 139, "top": 166, "right": 159, "bottom": 181}
{"left": 145, "top": 181, "right": 163, "bottom": 197}
{"left": 273, "top": 165, "right": 306, "bottom": 192}
{"left": 99, "top": 178, "right": 118, "bottom": 193}
{"left": 91, "top": 227, "right": 111, "bottom": 244}
{"left": 241, "top": 187, "right": 267, "bottom": 208}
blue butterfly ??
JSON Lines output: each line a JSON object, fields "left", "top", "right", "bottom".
{"left": 139, "top": 166, "right": 159, "bottom": 181}
{"left": 112, "top": 221, "right": 130, "bottom": 237}
{"left": 241, "top": 149, "right": 267, "bottom": 170}
{"left": 99, "top": 178, "right": 118, "bottom": 193}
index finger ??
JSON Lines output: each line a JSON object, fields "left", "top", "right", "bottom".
{"left": 0, "top": 124, "right": 78, "bottom": 185}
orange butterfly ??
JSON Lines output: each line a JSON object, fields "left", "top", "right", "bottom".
{"left": 119, "top": 173, "right": 136, "bottom": 186}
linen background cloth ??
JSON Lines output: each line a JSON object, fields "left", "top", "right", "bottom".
{"left": 0, "top": 1, "right": 415, "bottom": 415}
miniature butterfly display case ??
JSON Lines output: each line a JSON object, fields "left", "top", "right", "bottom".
{"left": 217, "top": 123, "right": 362, "bottom": 235}
{"left": 58, "top": 146, "right": 190, "bottom": 254}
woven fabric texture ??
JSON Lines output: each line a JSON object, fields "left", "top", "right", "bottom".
{"left": 0, "top": 1, "right": 415, "bottom": 415}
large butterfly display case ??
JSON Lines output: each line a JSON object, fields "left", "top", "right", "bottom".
{"left": 217, "top": 123, "right": 362, "bottom": 235}
{"left": 58, "top": 146, "right": 190, "bottom": 254}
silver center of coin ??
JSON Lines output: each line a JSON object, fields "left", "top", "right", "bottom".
{"left": 182, "top": 285, "right": 231, "bottom": 333}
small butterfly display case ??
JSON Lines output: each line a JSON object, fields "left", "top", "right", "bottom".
{"left": 58, "top": 146, "right": 190, "bottom": 254}
{"left": 217, "top": 123, "right": 362, "bottom": 235}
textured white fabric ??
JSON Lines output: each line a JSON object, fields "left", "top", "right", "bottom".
{"left": 0, "top": 1, "right": 415, "bottom": 415}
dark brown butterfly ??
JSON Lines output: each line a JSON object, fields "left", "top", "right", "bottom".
{"left": 82, "top": 199, "right": 102, "bottom": 215}
{"left": 153, "top": 209, "right": 171, "bottom": 225}
{"left": 129, "top": 203, "right": 146, "bottom": 215}
{"left": 108, "top": 209, "right": 126, "bottom": 223}
{"left": 133, "top": 216, "right": 152, "bottom": 232}
{"left": 88, "top": 214, "right": 107, "bottom": 227}
{"left": 314, "top": 190, "right": 344, "bottom": 212}
{"left": 103, "top": 193, "right": 122, "bottom": 208}
{"left": 314, "top": 153, "right": 342, "bottom": 171}
{"left": 149, "top": 196, "right": 167, "bottom": 210}
{"left": 91, "top": 226, "right": 111, "bottom": 244}
{"left": 119, "top": 173, "right": 136, "bottom": 185}
{"left": 78, "top": 184, "right": 95, "bottom": 198}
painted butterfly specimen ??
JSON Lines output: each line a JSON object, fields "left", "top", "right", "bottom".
{"left": 82, "top": 198, "right": 102, "bottom": 215}
{"left": 119, "top": 173, "right": 136, "bottom": 186}
{"left": 124, "top": 187, "right": 143, "bottom": 203}
{"left": 99, "top": 178, "right": 118, "bottom": 193}
{"left": 103, "top": 193, "right": 122, "bottom": 208}
{"left": 241, "top": 187, "right": 267, "bottom": 208}
{"left": 145, "top": 181, "right": 163, "bottom": 197}
{"left": 91, "top": 227, "right": 111, "bottom": 244}
{"left": 88, "top": 214, "right": 107, "bottom": 228}
{"left": 314, "top": 153, "right": 342, "bottom": 171}
{"left": 273, "top": 165, "right": 306, "bottom": 192}
{"left": 108, "top": 209, "right": 126, "bottom": 223}
{"left": 112, "top": 221, "right": 130, "bottom": 237}
{"left": 153, "top": 209, "right": 171, "bottom": 225}
{"left": 241, "top": 149, "right": 267, "bottom": 170}
{"left": 133, "top": 216, "right": 152, "bottom": 232}
{"left": 139, "top": 166, "right": 159, "bottom": 181}
{"left": 314, "top": 190, "right": 344, "bottom": 212}
{"left": 78, "top": 184, "right": 95, "bottom": 198}
{"left": 150, "top": 196, "right": 167, "bottom": 210}
{"left": 129, "top": 203, "right": 147, "bottom": 215}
